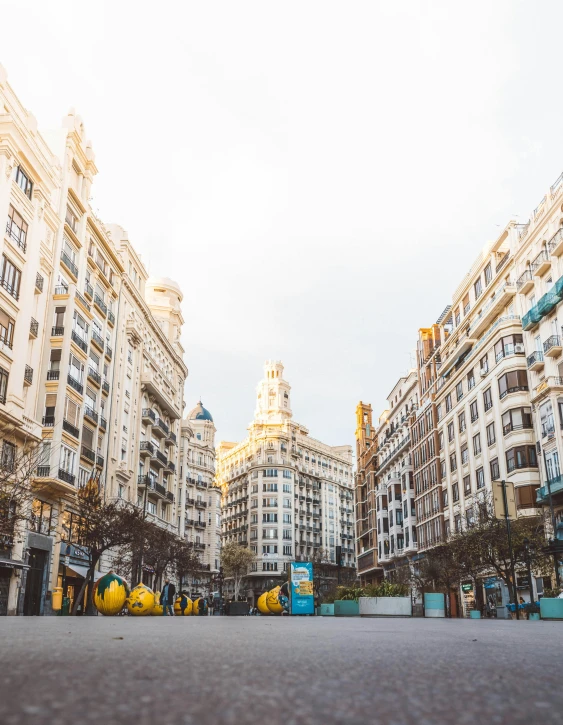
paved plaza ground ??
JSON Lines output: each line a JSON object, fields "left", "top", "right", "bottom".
{"left": 0, "top": 616, "right": 561, "bottom": 725}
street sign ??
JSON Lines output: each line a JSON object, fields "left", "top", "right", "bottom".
{"left": 492, "top": 480, "right": 516, "bottom": 520}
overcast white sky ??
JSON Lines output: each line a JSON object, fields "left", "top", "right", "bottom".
{"left": 2, "top": 1, "right": 561, "bottom": 450}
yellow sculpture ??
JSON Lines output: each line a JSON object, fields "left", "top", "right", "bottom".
{"left": 92, "top": 571, "right": 129, "bottom": 616}
{"left": 174, "top": 594, "right": 193, "bottom": 616}
{"left": 151, "top": 592, "right": 163, "bottom": 616}
{"left": 257, "top": 591, "right": 272, "bottom": 615}
{"left": 127, "top": 583, "right": 155, "bottom": 616}
{"left": 266, "top": 586, "right": 284, "bottom": 614}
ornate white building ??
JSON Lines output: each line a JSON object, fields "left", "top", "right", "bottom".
{"left": 216, "top": 361, "right": 354, "bottom": 602}
{"left": 179, "top": 401, "right": 221, "bottom": 597}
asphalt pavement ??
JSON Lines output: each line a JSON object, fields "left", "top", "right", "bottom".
{"left": 0, "top": 616, "right": 561, "bottom": 725}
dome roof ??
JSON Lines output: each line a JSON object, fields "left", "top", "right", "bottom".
{"left": 187, "top": 400, "right": 213, "bottom": 422}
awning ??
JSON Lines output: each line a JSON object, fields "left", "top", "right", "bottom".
{"left": 0, "top": 558, "right": 30, "bottom": 570}
{"left": 66, "top": 564, "right": 103, "bottom": 581}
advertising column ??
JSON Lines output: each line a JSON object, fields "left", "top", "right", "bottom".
{"left": 289, "top": 561, "right": 314, "bottom": 615}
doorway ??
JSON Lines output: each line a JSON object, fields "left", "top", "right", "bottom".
{"left": 23, "top": 549, "right": 47, "bottom": 615}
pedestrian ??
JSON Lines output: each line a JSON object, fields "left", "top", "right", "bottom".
{"left": 160, "top": 578, "right": 176, "bottom": 616}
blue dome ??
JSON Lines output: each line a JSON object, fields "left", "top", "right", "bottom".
{"left": 187, "top": 401, "right": 213, "bottom": 422}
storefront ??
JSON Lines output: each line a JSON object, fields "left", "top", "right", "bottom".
{"left": 0, "top": 555, "right": 29, "bottom": 616}
{"left": 57, "top": 542, "right": 101, "bottom": 615}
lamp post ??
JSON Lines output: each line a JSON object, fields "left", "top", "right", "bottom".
{"left": 500, "top": 480, "right": 519, "bottom": 620}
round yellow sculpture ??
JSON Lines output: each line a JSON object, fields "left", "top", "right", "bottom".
{"left": 174, "top": 594, "right": 193, "bottom": 616}
{"left": 257, "top": 592, "right": 272, "bottom": 615}
{"left": 266, "top": 586, "right": 283, "bottom": 614}
{"left": 151, "top": 592, "right": 163, "bottom": 616}
{"left": 127, "top": 583, "right": 155, "bottom": 616}
{"left": 93, "top": 571, "right": 129, "bottom": 616}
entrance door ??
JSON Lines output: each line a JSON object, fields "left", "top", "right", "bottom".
{"left": 23, "top": 549, "right": 47, "bottom": 616}
{"left": 0, "top": 568, "right": 10, "bottom": 615}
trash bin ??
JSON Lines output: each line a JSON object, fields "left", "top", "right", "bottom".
{"left": 496, "top": 605, "right": 508, "bottom": 620}
{"left": 52, "top": 587, "right": 63, "bottom": 611}
{"left": 58, "top": 596, "right": 71, "bottom": 616}
{"left": 469, "top": 610, "right": 481, "bottom": 619}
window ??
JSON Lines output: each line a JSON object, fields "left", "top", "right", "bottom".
{"left": 498, "top": 370, "right": 529, "bottom": 399}
{"left": 448, "top": 422, "right": 454, "bottom": 441}
{"left": 262, "top": 528, "right": 278, "bottom": 539}
{"left": 474, "top": 277, "right": 483, "bottom": 299}
{"left": 461, "top": 445, "right": 468, "bottom": 465}
{"left": 30, "top": 499, "right": 52, "bottom": 535}
{"left": 15, "top": 166, "right": 33, "bottom": 198}
{"left": 1, "top": 255, "right": 21, "bottom": 300}
{"left": 494, "top": 334, "right": 523, "bottom": 362}
{"left": 506, "top": 446, "right": 538, "bottom": 472}
{"left": 283, "top": 545, "right": 292, "bottom": 556}
{"left": 463, "top": 475, "right": 471, "bottom": 495}
{"left": 463, "top": 293, "right": 470, "bottom": 315}
{"left": 480, "top": 355, "right": 489, "bottom": 374}
{"left": 455, "top": 308, "right": 461, "bottom": 327}
{"left": 452, "top": 482, "right": 459, "bottom": 502}
{"left": 486, "top": 422, "right": 496, "bottom": 447}
{"left": 283, "top": 513, "right": 292, "bottom": 523}
{"left": 0, "top": 309, "right": 15, "bottom": 349}
{"left": 483, "top": 387, "right": 493, "bottom": 411}
{"left": 473, "top": 433, "right": 481, "bottom": 456}
{"left": 454, "top": 514, "right": 462, "bottom": 533}
{"left": 282, "top": 482, "right": 291, "bottom": 493}
{"left": 470, "top": 400, "right": 478, "bottom": 422}
{"left": 445, "top": 394, "right": 452, "bottom": 412}
{"left": 458, "top": 413, "right": 466, "bottom": 434}
{"left": 262, "top": 562, "right": 278, "bottom": 571}
{"left": 263, "top": 468, "right": 278, "bottom": 477}
{"left": 6, "top": 205, "right": 28, "bottom": 251}
{"left": 437, "top": 404, "right": 443, "bottom": 422}
{"left": 450, "top": 453, "right": 457, "bottom": 472}
{"left": 283, "top": 529, "right": 292, "bottom": 540}
{"left": 1, "top": 441, "right": 15, "bottom": 471}
{"left": 283, "top": 470, "right": 292, "bottom": 479}
{"left": 476, "top": 467, "right": 485, "bottom": 489}
{"left": 262, "top": 545, "right": 278, "bottom": 554}
{"left": 540, "top": 400, "right": 555, "bottom": 438}
{"left": 484, "top": 262, "right": 492, "bottom": 286}
{"left": 0, "top": 367, "right": 8, "bottom": 404}
{"left": 262, "top": 513, "right": 278, "bottom": 523}
{"left": 502, "top": 407, "right": 533, "bottom": 435}
{"left": 262, "top": 482, "right": 278, "bottom": 492}
{"left": 467, "top": 370, "right": 475, "bottom": 390}
{"left": 456, "top": 382, "right": 463, "bottom": 402}
{"left": 441, "top": 460, "right": 446, "bottom": 479}
{"left": 60, "top": 445, "right": 76, "bottom": 474}
{"left": 490, "top": 457, "right": 500, "bottom": 480}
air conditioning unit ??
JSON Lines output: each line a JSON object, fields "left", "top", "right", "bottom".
{"left": 514, "top": 344, "right": 525, "bottom": 353}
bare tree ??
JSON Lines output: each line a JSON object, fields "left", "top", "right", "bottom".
{"left": 220, "top": 541, "right": 255, "bottom": 601}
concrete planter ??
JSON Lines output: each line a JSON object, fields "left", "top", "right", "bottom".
{"left": 228, "top": 601, "right": 250, "bottom": 616}
{"left": 539, "top": 598, "right": 563, "bottom": 620}
{"left": 529, "top": 612, "right": 540, "bottom": 621}
{"left": 359, "top": 597, "right": 412, "bottom": 617}
{"left": 469, "top": 610, "right": 481, "bottom": 619}
{"left": 320, "top": 603, "right": 334, "bottom": 616}
{"left": 334, "top": 600, "right": 360, "bottom": 617}
{"left": 424, "top": 592, "right": 445, "bottom": 618}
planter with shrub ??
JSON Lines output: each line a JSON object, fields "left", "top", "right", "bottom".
{"left": 358, "top": 581, "right": 412, "bottom": 618}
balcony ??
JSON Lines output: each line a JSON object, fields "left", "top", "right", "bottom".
{"left": 544, "top": 335, "right": 562, "bottom": 358}
{"left": 84, "top": 406, "right": 98, "bottom": 425}
{"left": 167, "top": 431, "right": 177, "bottom": 445}
{"left": 29, "top": 318, "right": 38, "bottom": 338}
{"left": 138, "top": 474, "right": 151, "bottom": 488}
{"left": 140, "top": 440, "right": 154, "bottom": 457}
{"left": 96, "top": 455, "right": 104, "bottom": 468}
{"left": 67, "top": 374, "right": 83, "bottom": 395}
{"left": 46, "top": 369, "right": 60, "bottom": 381}
{"left": 531, "top": 249, "right": 551, "bottom": 276}
{"left": 536, "top": 474, "right": 563, "bottom": 503}
{"left": 549, "top": 228, "right": 563, "bottom": 257}
{"left": 516, "top": 269, "right": 534, "bottom": 294}
{"left": 52, "top": 326, "right": 64, "bottom": 337}
{"left": 75, "top": 290, "right": 90, "bottom": 313}
{"left": 470, "top": 284, "right": 517, "bottom": 339}
{"left": 91, "top": 329, "right": 104, "bottom": 351}
{"left": 165, "top": 491, "right": 174, "bottom": 503}
{"left": 81, "top": 445, "right": 96, "bottom": 463}
{"left": 42, "top": 415, "right": 55, "bottom": 427}
{"left": 57, "top": 469, "right": 75, "bottom": 486}
{"left": 54, "top": 285, "right": 69, "bottom": 296}
{"left": 87, "top": 367, "right": 102, "bottom": 386}
{"left": 141, "top": 370, "right": 180, "bottom": 419}
{"left": 107, "top": 310, "right": 115, "bottom": 326}
{"left": 93, "top": 294, "right": 107, "bottom": 317}
{"left": 151, "top": 418, "right": 169, "bottom": 438}
{"left": 167, "top": 460, "right": 176, "bottom": 473}
{"left": 102, "top": 380, "right": 110, "bottom": 396}
{"left": 84, "top": 281, "right": 93, "bottom": 299}
{"left": 71, "top": 330, "right": 88, "bottom": 354}
{"left": 62, "top": 419, "right": 79, "bottom": 439}
{"left": 35, "top": 273, "right": 44, "bottom": 293}
{"left": 532, "top": 376, "right": 563, "bottom": 402}
{"left": 195, "top": 499, "right": 207, "bottom": 509}
{"left": 537, "top": 291, "right": 558, "bottom": 317}
{"left": 527, "top": 350, "right": 544, "bottom": 371}
{"left": 24, "top": 365, "right": 33, "bottom": 385}
{"left": 105, "top": 344, "right": 112, "bottom": 360}
{"left": 60, "top": 251, "right": 78, "bottom": 279}
{"left": 5, "top": 221, "right": 27, "bottom": 253}
{"left": 142, "top": 408, "right": 156, "bottom": 424}
{"left": 99, "top": 416, "right": 107, "bottom": 431}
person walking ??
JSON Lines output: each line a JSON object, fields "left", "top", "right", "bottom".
{"left": 160, "top": 578, "right": 176, "bottom": 616}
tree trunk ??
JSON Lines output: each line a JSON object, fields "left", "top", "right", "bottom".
{"left": 71, "top": 555, "right": 99, "bottom": 616}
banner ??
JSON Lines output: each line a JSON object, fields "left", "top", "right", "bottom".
{"left": 290, "top": 561, "right": 314, "bottom": 615}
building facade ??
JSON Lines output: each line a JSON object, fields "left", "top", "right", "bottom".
{"left": 216, "top": 361, "right": 354, "bottom": 602}
{"left": 354, "top": 401, "right": 380, "bottom": 585}
{"left": 179, "top": 402, "right": 221, "bottom": 597}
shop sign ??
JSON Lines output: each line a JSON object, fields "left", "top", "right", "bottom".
{"left": 461, "top": 581, "right": 473, "bottom": 592}
{"left": 483, "top": 576, "right": 498, "bottom": 589}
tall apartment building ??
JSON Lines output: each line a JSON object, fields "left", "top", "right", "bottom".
{"left": 354, "top": 402, "right": 380, "bottom": 585}
{"left": 0, "top": 67, "right": 61, "bottom": 615}
{"left": 373, "top": 372, "right": 418, "bottom": 575}
{"left": 0, "top": 67, "right": 207, "bottom": 615}
{"left": 216, "top": 361, "right": 354, "bottom": 602}
{"left": 179, "top": 401, "right": 221, "bottom": 597}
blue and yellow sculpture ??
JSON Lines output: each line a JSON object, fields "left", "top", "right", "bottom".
{"left": 127, "top": 582, "right": 155, "bottom": 616}
{"left": 92, "top": 571, "right": 129, "bottom": 616}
